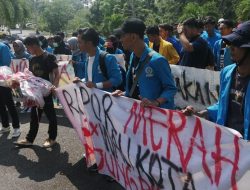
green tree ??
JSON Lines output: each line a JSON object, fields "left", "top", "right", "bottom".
{"left": 39, "top": 0, "right": 74, "bottom": 33}
{"left": 179, "top": 1, "right": 220, "bottom": 22}
{"left": 235, "top": 0, "right": 250, "bottom": 22}
{"left": 0, "top": 0, "right": 31, "bottom": 33}
{"left": 67, "top": 8, "right": 91, "bottom": 32}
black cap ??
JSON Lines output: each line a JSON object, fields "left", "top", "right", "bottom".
{"left": 120, "top": 18, "right": 146, "bottom": 38}
{"left": 222, "top": 21, "right": 250, "bottom": 48}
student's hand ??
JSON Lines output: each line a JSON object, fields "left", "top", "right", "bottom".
{"left": 7, "top": 78, "right": 20, "bottom": 89}
{"left": 111, "top": 90, "right": 124, "bottom": 97}
{"left": 181, "top": 106, "right": 195, "bottom": 116}
{"left": 177, "top": 24, "right": 184, "bottom": 35}
{"left": 73, "top": 77, "right": 81, "bottom": 83}
{"left": 85, "top": 81, "right": 96, "bottom": 88}
{"left": 140, "top": 98, "right": 159, "bottom": 107}
{"left": 69, "top": 60, "right": 76, "bottom": 65}
{"left": 50, "top": 85, "right": 57, "bottom": 95}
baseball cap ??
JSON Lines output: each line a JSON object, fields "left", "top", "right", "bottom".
{"left": 222, "top": 21, "right": 250, "bottom": 48}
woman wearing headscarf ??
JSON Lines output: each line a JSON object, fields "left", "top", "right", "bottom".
{"left": 12, "top": 40, "right": 31, "bottom": 59}
{"left": 67, "top": 37, "right": 86, "bottom": 79}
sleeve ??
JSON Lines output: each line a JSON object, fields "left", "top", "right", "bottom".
{"left": 207, "top": 103, "right": 219, "bottom": 122}
{"left": 154, "top": 57, "right": 177, "bottom": 101}
{"left": 1, "top": 45, "right": 11, "bottom": 66}
{"left": 166, "top": 44, "right": 180, "bottom": 65}
{"left": 105, "top": 54, "right": 122, "bottom": 87}
{"left": 47, "top": 54, "right": 58, "bottom": 73}
{"left": 207, "top": 68, "right": 225, "bottom": 122}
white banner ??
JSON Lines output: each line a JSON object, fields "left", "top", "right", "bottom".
{"left": 170, "top": 65, "right": 220, "bottom": 110}
{"left": 10, "top": 58, "right": 75, "bottom": 87}
{"left": 57, "top": 61, "right": 75, "bottom": 86}
{"left": 56, "top": 83, "right": 250, "bottom": 190}
{"left": 10, "top": 59, "right": 29, "bottom": 73}
{"left": 0, "top": 66, "right": 52, "bottom": 107}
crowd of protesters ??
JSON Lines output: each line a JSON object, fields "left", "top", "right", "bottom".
{"left": 0, "top": 16, "right": 249, "bottom": 149}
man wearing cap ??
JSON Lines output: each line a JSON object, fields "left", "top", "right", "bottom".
{"left": 182, "top": 21, "right": 250, "bottom": 140}
{"left": 112, "top": 18, "right": 177, "bottom": 109}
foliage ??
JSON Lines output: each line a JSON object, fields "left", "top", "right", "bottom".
{"left": 235, "top": 0, "right": 250, "bottom": 21}
{"left": 0, "top": 0, "right": 31, "bottom": 28}
{"left": 0, "top": 0, "right": 249, "bottom": 35}
{"left": 39, "top": 0, "right": 74, "bottom": 34}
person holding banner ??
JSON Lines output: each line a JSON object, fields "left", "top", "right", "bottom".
{"left": 112, "top": 18, "right": 177, "bottom": 109}
{"left": 0, "top": 42, "right": 21, "bottom": 138}
{"left": 15, "top": 36, "right": 60, "bottom": 147}
{"left": 75, "top": 28, "right": 122, "bottom": 92}
{"left": 183, "top": 21, "right": 250, "bottom": 140}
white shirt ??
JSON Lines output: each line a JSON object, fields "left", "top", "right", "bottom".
{"left": 87, "top": 56, "right": 95, "bottom": 81}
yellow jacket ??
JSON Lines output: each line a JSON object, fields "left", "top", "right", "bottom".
{"left": 149, "top": 38, "right": 180, "bottom": 64}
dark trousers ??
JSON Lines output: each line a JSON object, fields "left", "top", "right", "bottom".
{"left": 0, "top": 86, "right": 20, "bottom": 128}
{"left": 26, "top": 94, "right": 57, "bottom": 143}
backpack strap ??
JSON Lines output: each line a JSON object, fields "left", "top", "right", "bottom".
{"left": 129, "top": 51, "right": 155, "bottom": 97}
{"left": 99, "top": 51, "right": 109, "bottom": 79}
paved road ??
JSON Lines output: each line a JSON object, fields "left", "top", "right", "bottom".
{"left": 0, "top": 108, "right": 124, "bottom": 190}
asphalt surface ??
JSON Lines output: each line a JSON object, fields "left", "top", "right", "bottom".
{"left": 0, "top": 108, "right": 124, "bottom": 190}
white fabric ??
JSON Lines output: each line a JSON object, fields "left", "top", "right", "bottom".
{"left": 0, "top": 66, "right": 53, "bottom": 107}
{"left": 56, "top": 83, "right": 250, "bottom": 190}
{"left": 87, "top": 56, "right": 95, "bottom": 81}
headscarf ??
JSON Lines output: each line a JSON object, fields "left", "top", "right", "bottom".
{"left": 67, "top": 37, "right": 79, "bottom": 54}
{"left": 13, "top": 40, "right": 26, "bottom": 59}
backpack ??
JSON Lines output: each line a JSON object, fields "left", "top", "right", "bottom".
{"left": 99, "top": 52, "right": 126, "bottom": 91}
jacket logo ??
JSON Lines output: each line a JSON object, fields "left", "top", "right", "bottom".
{"left": 145, "top": 66, "right": 154, "bottom": 77}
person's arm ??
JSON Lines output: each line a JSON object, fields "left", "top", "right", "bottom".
{"left": 85, "top": 55, "right": 122, "bottom": 90}
{"left": 102, "top": 55, "right": 122, "bottom": 89}
{"left": 182, "top": 106, "right": 209, "bottom": 119}
{"left": 1, "top": 45, "right": 11, "bottom": 66}
{"left": 140, "top": 57, "right": 176, "bottom": 108}
{"left": 0, "top": 78, "right": 20, "bottom": 88}
{"left": 177, "top": 24, "right": 194, "bottom": 52}
{"left": 179, "top": 33, "right": 194, "bottom": 52}
{"left": 52, "top": 67, "right": 60, "bottom": 87}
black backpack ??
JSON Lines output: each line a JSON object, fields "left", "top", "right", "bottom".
{"left": 99, "top": 52, "right": 126, "bottom": 91}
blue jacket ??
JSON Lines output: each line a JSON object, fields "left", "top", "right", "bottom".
{"left": 201, "top": 30, "right": 221, "bottom": 51}
{"left": 73, "top": 51, "right": 87, "bottom": 79}
{"left": 166, "top": 36, "right": 182, "bottom": 56}
{"left": 207, "top": 64, "right": 250, "bottom": 140}
{"left": 213, "top": 39, "right": 234, "bottom": 70}
{"left": 0, "top": 42, "right": 11, "bottom": 66}
{"left": 125, "top": 46, "right": 177, "bottom": 109}
{"left": 84, "top": 48, "right": 122, "bottom": 92}
{"left": 115, "top": 48, "right": 123, "bottom": 54}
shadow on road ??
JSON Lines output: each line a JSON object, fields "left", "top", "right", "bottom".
{"left": 0, "top": 133, "right": 71, "bottom": 182}
{"left": 65, "top": 158, "right": 125, "bottom": 190}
